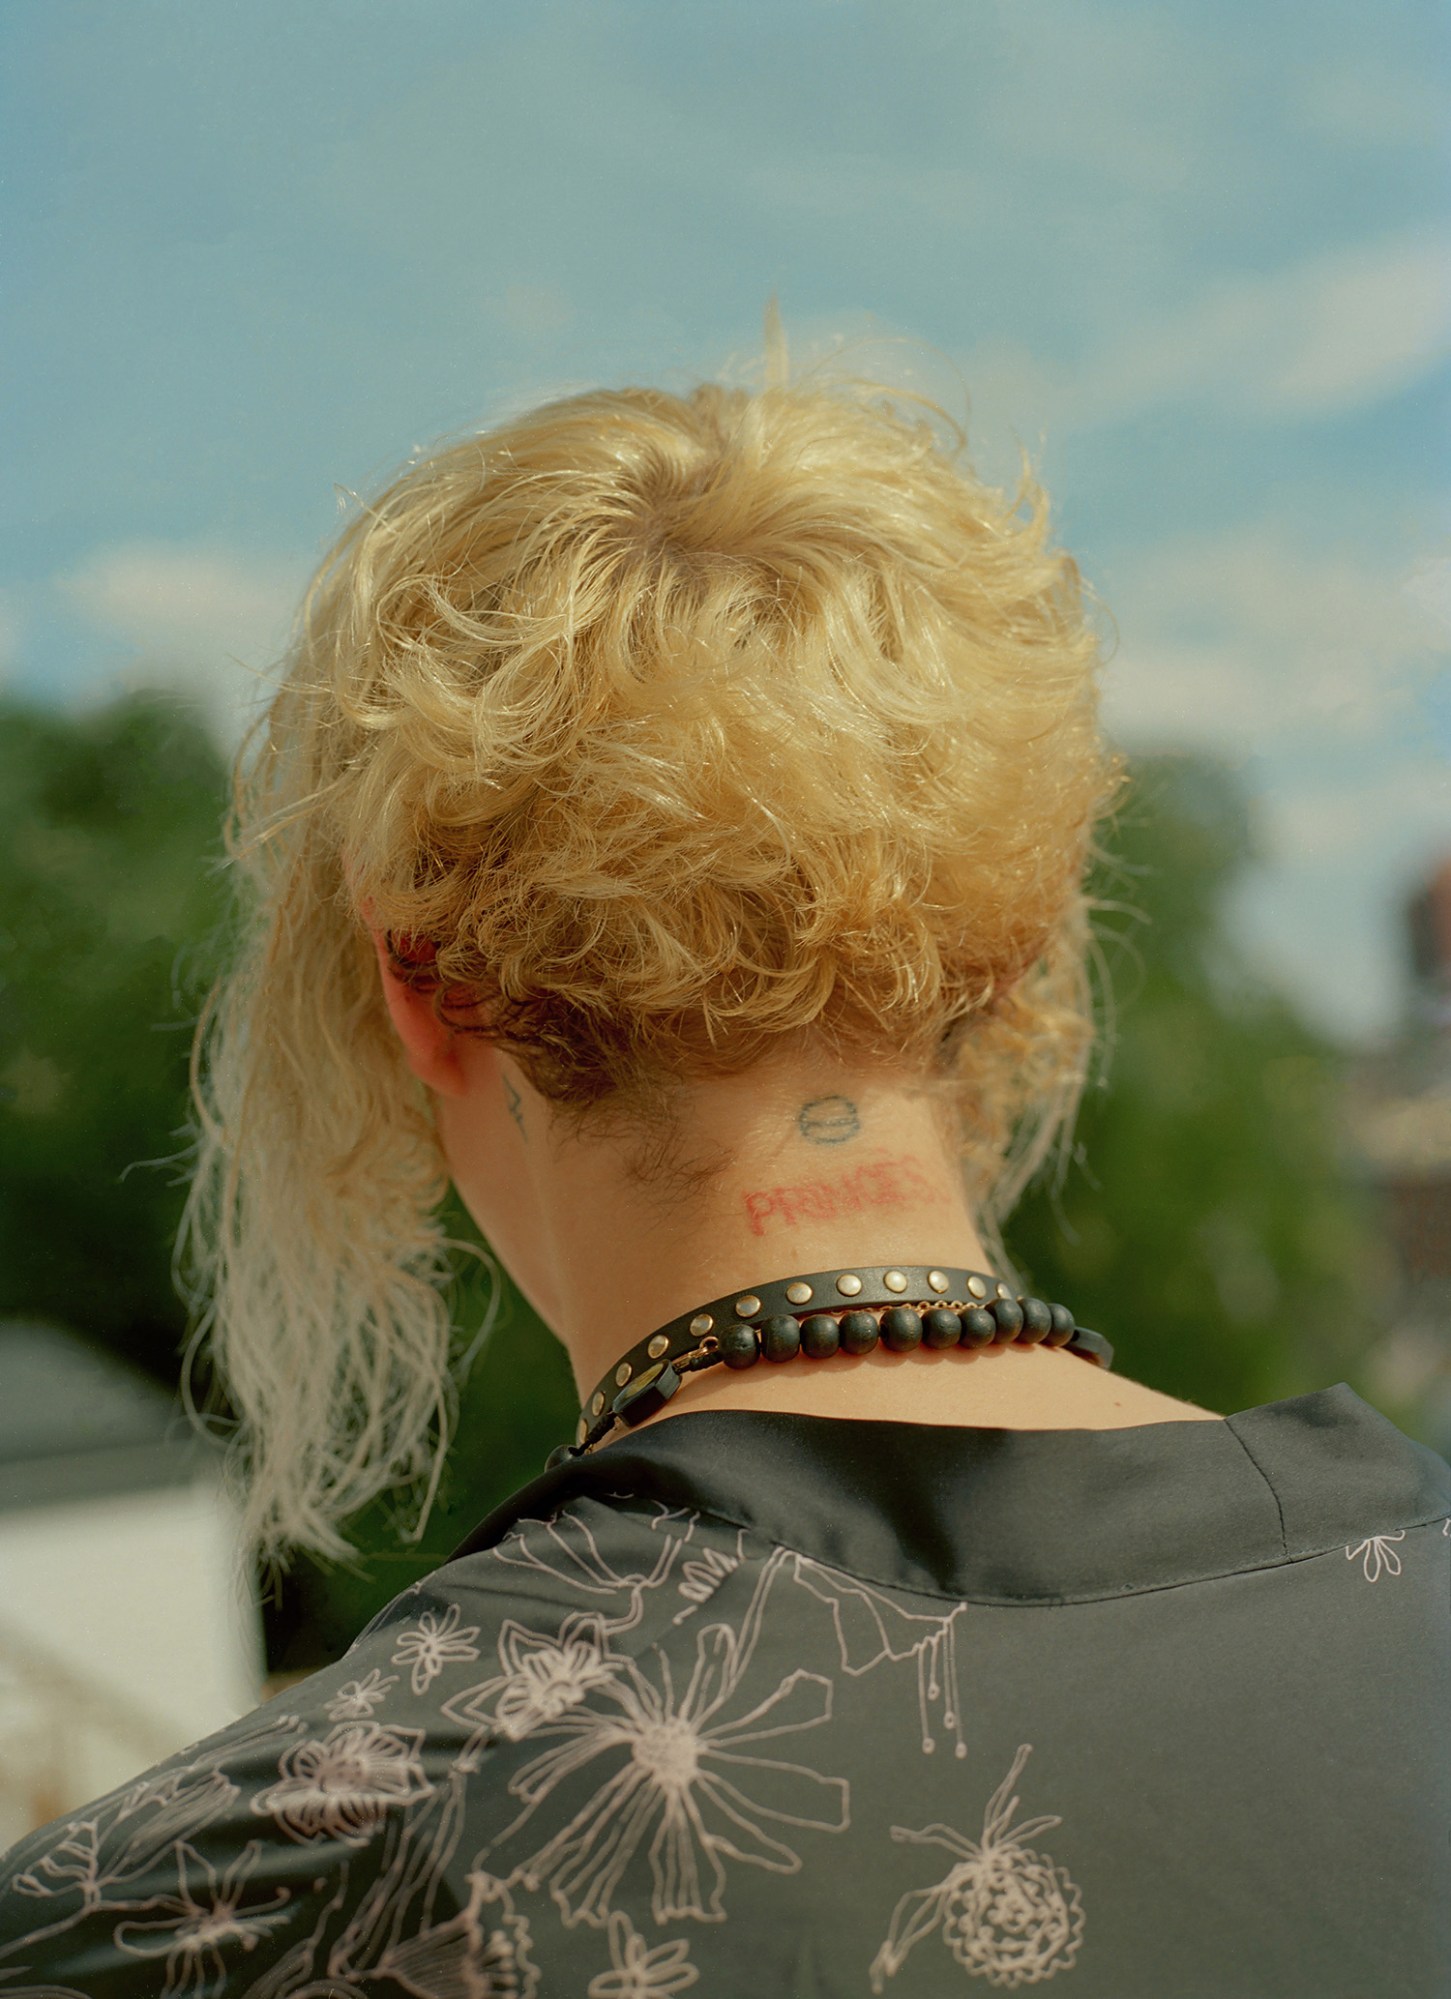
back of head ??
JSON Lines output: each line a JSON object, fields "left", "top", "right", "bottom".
{"left": 179, "top": 317, "right": 1123, "bottom": 1567}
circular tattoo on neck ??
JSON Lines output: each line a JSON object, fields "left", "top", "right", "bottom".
{"left": 795, "top": 1103, "right": 863, "bottom": 1151}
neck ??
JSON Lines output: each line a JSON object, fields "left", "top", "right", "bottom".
{"left": 439, "top": 1038, "right": 1225, "bottom": 1439}
{"left": 542, "top": 1074, "right": 992, "bottom": 1402}
{"left": 441, "top": 1038, "right": 987, "bottom": 1393}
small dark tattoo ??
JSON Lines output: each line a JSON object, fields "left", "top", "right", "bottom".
{"left": 503, "top": 1073, "right": 526, "bottom": 1139}
{"left": 796, "top": 1095, "right": 861, "bottom": 1145}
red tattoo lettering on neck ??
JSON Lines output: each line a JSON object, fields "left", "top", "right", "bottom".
{"left": 741, "top": 1151, "right": 949, "bottom": 1238}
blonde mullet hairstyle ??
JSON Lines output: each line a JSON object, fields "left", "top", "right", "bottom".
{"left": 178, "top": 312, "right": 1125, "bottom": 1570}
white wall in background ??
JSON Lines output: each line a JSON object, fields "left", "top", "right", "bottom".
{"left": 0, "top": 1473, "right": 264, "bottom": 1851}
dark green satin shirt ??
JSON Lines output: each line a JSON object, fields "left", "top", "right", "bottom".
{"left": 2, "top": 1383, "right": 1447, "bottom": 1996}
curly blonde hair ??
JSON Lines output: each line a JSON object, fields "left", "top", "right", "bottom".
{"left": 178, "top": 315, "right": 1124, "bottom": 1567}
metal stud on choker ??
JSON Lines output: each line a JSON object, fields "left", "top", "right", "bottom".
{"left": 544, "top": 1263, "right": 1113, "bottom": 1469}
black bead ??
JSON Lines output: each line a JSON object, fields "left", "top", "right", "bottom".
{"left": 718, "top": 1321, "right": 760, "bottom": 1370}
{"left": 960, "top": 1306, "right": 996, "bottom": 1348}
{"left": 760, "top": 1314, "right": 802, "bottom": 1363}
{"left": 921, "top": 1307, "right": 963, "bottom": 1349}
{"left": 838, "top": 1310, "right": 879, "bottom": 1355}
{"left": 1019, "top": 1296, "right": 1052, "bottom": 1344}
{"left": 880, "top": 1306, "right": 924, "bottom": 1353}
{"left": 1047, "top": 1302, "right": 1076, "bottom": 1346}
{"left": 990, "top": 1295, "right": 1025, "bottom": 1339}
{"left": 545, "top": 1443, "right": 576, "bottom": 1470}
{"left": 800, "top": 1313, "right": 841, "bottom": 1359}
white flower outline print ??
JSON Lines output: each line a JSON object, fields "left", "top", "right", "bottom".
{"left": 485, "top": 1503, "right": 717, "bottom": 1638}
{"left": 111, "top": 1836, "right": 294, "bottom": 1998}
{"left": 487, "top": 1545, "right": 851, "bottom": 1928}
{"left": 442, "top": 1607, "right": 625, "bottom": 1746}
{"left": 1346, "top": 1530, "right": 1406, "bottom": 1581}
{"left": 366, "top": 1863, "right": 542, "bottom": 1999}
{"left": 252, "top": 1721, "right": 434, "bottom": 1846}
{"left": 5, "top": 1766, "right": 243, "bottom": 1924}
{"left": 792, "top": 1552, "right": 972, "bottom": 1758}
{"left": 587, "top": 1906, "right": 700, "bottom": 1996}
{"left": 324, "top": 1667, "right": 399, "bottom": 1721}
{"left": 391, "top": 1599, "right": 482, "bottom": 1693}
{"left": 869, "top": 1743, "right": 1084, "bottom": 1991}
{"left": 676, "top": 1544, "right": 741, "bottom": 1607}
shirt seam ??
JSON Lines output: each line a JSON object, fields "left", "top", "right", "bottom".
{"left": 576, "top": 1491, "right": 1451, "bottom": 1609}
{"left": 1222, "top": 1410, "right": 1291, "bottom": 1554}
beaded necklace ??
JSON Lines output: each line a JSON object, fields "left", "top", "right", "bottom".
{"left": 547, "top": 1261, "right": 1111, "bottom": 1469}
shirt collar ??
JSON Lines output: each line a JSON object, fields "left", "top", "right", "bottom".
{"left": 451, "top": 1384, "right": 1450, "bottom": 1603}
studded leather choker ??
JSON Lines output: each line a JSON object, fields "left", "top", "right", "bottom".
{"left": 545, "top": 1262, "right": 1113, "bottom": 1469}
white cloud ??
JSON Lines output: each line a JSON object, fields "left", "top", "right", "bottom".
{"left": 1258, "top": 232, "right": 1451, "bottom": 413}
{"left": 1093, "top": 520, "right": 1451, "bottom": 1043}
{"left": 1405, "top": 555, "right": 1451, "bottom": 639}
{"left": 57, "top": 542, "right": 304, "bottom": 748}
{"left": 959, "top": 230, "right": 1451, "bottom": 440}
{"left": 1100, "top": 523, "right": 1449, "bottom": 758}
{"left": 913, "top": 234, "right": 1451, "bottom": 509}
{"left": 1227, "top": 775, "right": 1451, "bottom": 1045}
{"left": 1262, "top": 759, "right": 1451, "bottom": 869}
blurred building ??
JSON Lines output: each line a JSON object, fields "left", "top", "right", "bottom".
{"left": 0, "top": 1322, "right": 264, "bottom": 1850}
{"left": 1346, "top": 856, "right": 1451, "bottom": 1459}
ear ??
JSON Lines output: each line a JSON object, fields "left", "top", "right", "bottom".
{"left": 369, "top": 928, "right": 469, "bottom": 1099}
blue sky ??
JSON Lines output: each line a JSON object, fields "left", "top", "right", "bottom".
{"left": 4, "top": 0, "right": 1448, "bottom": 1045}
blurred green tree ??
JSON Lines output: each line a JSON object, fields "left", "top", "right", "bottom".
{"left": 1006, "top": 752, "right": 1392, "bottom": 1422}
{"left": 0, "top": 694, "right": 1397, "bottom": 1674}
{"left": 0, "top": 693, "right": 232, "bottom": 1380}
{"left": 0, "top": 690, "right": 580, "bottom": 1673}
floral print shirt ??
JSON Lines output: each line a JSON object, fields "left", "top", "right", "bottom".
{"left": 1, "top": 1382, "right": 1447, "bottom": 1997}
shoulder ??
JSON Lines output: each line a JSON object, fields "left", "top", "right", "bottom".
{"left": 0, "top": 1493, "right": 750, "bottom": 1993}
